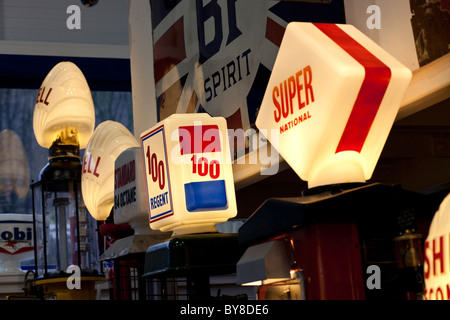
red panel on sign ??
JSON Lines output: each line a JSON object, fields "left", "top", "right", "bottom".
{"left": 265, "top": 17, "right": 285, "bottom": 48}
{"left": 178, "top": 125, "right": 221, "bottom": 155}
{"left": 153, "top": 16, "right": 187, "bottom": 84}
{"left": 313, "top": 23, "right": 392, "bottom": 154}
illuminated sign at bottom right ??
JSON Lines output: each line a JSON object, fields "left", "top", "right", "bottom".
{"left": 424, "top": 193, "right": 450, "bottom": 300}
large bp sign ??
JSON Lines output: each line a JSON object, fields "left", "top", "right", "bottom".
{"left": 150, "top": 0, "right": 345, "bottom": 156}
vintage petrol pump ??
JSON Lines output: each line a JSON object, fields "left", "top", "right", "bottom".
{"left": 139, "top": 114, "right": 245, "bottom": 300}
{"left": 236, "top": 22, "right": 439, "bottom": 300}
{"left": 30, "top": 62, "right": 104, "bottom": 299}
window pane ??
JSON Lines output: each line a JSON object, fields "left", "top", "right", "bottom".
{"left": 0, "top": 88, "right": 133, "bottom": 215}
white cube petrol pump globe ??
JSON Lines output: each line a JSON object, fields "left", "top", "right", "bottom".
{"left": 33, "top": 61, "right": 95, "bottom": 149}
{"left": 140, "top": 113, "right": 237, "bottom": 236}
{"left": 255, "top": 22, "right": 412, "bottom": 188}
{"left": 81, "top": 121, "right": 140, "bottom": 221}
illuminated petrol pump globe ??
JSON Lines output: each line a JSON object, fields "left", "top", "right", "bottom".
{"left": 81, "top": 120, "right": 140, "bottom": 222}
{"left": 33, "top": 62, "right": 95, "bottom": 150}
{"left": 30, "top": 62, "right": 104, "bottom": 299}
{"left": 256, "top": 22, "right": 412, "bottom": 188}
{"left": 140, "top": 113, "right": 237, "bottom": 236}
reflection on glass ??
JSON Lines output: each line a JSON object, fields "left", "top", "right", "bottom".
{"left": 0, "top": 129, "right": 30, "bottom": 213}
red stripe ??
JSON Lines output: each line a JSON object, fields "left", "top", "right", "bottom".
{"left": 265, "top": 17, "right": 285, "bottom": 48}
{"left": 153, "top": 17, "right": 186, "bottom": 84}
{"left": 178, "top": 125, "right": 221, "bottom": 155}
{"left": 313, "top": 23, "right": 391, "bottom": 154}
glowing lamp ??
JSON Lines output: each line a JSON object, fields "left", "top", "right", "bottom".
{"left": 140, "top": 113, "right": 237, "bottom": 236}
{"left": 32, "top": 61, "right": 95, "bottom": 149}
{"left": 81, "top": 121, "right": 140, "bottom": 221}
{"left": 424, "top": 193, "right": 450, "bottom": 300}
{"left": 255, "top": 22, "right": 412, "bottom": 188}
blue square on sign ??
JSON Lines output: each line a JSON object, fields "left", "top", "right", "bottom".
{"left": 184, "top": 180, "right": 228, "bottom": 212}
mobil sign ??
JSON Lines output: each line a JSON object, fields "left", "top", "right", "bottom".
{"left": 140, "top": 113, "right": 236, "bottom": 236}
{"left": 256, "top": 22, "right": 412, "bottom": 188}
{"left": 425, "top": 193, "right": 450, "bottom": 300}
{"left": 0, "top": 215, "right": 33, "bottom": 256}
